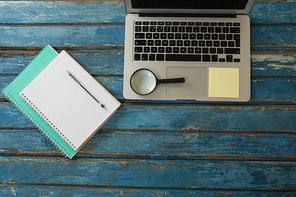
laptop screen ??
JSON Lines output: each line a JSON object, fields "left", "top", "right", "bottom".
{"left": 125, "top": 0, "right": 255, "bottom": 15}
{"left": 131, "top": 0, "right": 248, "bottom": 10}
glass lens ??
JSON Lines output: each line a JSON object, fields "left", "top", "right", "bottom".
{"left": 130, "top": 69, "right": 157, "bottom": 95}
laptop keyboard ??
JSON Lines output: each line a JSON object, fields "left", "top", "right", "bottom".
{"left": 133, "top": 21, "right": 241, "bottom": 62}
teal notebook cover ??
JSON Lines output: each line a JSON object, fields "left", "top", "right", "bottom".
{"left": 2, "top": 45, "right": 77, "bottom": 158}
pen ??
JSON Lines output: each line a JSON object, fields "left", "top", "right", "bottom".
{"left": 67, "top": 71, "right": 105, "bottom": 108}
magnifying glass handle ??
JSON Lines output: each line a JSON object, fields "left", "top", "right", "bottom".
{"left": 158, "top": 78, "right": 185, "bottom": 84}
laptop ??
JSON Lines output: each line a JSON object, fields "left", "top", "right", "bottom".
{"left": 123, "top": 0, "right": 255, "bottom": 101}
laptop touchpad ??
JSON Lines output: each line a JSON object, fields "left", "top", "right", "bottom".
{"left": 166, "top": 67, "right": 207, "bottom": 98}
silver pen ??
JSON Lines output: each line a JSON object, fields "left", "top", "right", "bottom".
{"left": 67, "top": 71, "right": 105, "bottom": 108}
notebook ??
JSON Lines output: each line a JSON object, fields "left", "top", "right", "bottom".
{"left": 123, "top": 0, "right": 255, "bottom": 101}
{"left": 3, "top": 46, "right": 121, "bottom": 158}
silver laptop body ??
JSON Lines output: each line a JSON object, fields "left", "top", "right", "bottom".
{"left": 123, "top": 0, "right": 255, "bottom": 101}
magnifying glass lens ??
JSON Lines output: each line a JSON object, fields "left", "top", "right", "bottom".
{"left": 130, "top": 69, "right": 157, "bottom": 95}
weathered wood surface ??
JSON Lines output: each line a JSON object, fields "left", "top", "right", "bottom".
{"left": 1, "top": 0, "right": 296, "bottom": 196}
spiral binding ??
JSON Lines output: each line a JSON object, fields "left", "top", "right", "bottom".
{"left": 6, "top": 93, "right": 72, "bottom": 158}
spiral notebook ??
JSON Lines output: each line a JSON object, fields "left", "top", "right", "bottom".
{"left": 2, "top": 46, "right": 121, "bottom": 158}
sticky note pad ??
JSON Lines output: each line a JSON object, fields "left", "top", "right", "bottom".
{"left": 208, "top": 67, "right": 239, "bottom": 98}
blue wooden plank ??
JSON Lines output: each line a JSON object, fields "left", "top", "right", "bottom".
{"left": 1, "top": 185, "right": 296, "bottom": 196}
{"left": 2, "top": 76, "right": 296, "bottom": 101}
{"left": 1, "top": 1, "right": 296, "bottom": 25}
{"left": 0, "top": 26, "right": 295, "bottom": 47}
{"left": 1, "top": 52, "right": 296, "bottom": 77}
{"left": 1, "top": 130, "right": 296, "bottom": 160}
{"left": 1, "top": 157, "right": 296, "bottom": 189}
{"left": 0, "top": 103, "right": 295, "bottom": 131}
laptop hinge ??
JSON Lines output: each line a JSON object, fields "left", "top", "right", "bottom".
{"left": 139, "top": 13, "right": 236, "bottom": 18}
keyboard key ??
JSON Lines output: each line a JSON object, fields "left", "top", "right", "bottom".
{"left": 149, "top": 54, "right": 155, "bottom": 61}
{"left": 157, "top": 54, "right": 164, "bottom": 61}
{"left": 175, "top": 34, "right": 181, "bottom": 39}
{"left": 155, "top": 40, "right": 161, "bottom": 46}
{"left": 225, "top": 48, "right": 240, "bottom": 54}
{"left": 202, "top": 48, "right": 208, "bottom": 53}
{"left": 135, "top": 40, "right": 146, "bottom": 45}
{"left": 208, "top": 27, "right": 214, "bottom": 33}
{"left": 181, "top": 22, "right": 187, "bottom": 25}
{"left": 180, "top": 47, "right": 186, "bottom": 53}
{"left": 134, "top": 54, "right": 140, "bottom": 61}
{"left": 210, "top": 48, "right": 216, "bottom": 54}
{"left": 186, "top": 27, "right": 192, "bottom": 32}
{"left": 162, "top": 40, "right": 168, "bottom": 46}
{"left": 188, "top": 48, "right": 194, "bottom": 53}
{"left": 203, "top": 22, "right": 209, "bottom": 26}
{"left": 135, "top": 33, "right": 145, "bottom": 39}
{"left": 221, "top": 41, "right": 227, "bottom": 47}
{"left": 226, "top": 34, "right": 233, "bottom": 40}
{"left": 134, "top": 47, "right": 142, "bottom": 52}
{"left": 204, "top": 34, "right": 210, "bottom": 39}
{"left": 161, "top": 33, "right": 167, "bottom": 39}
{"left": 166, "top": 47, "right": 172, "bottom": 53}
{"left": 173, "top": 22, "right": 179, "bottom": 25}
{"left": 234, "top": 58, "right": 240, "bottom": 62}
{"left": 228, "top": 41, "right": 235, "bottom": 47}
{"left": 218, "top": 22, "right": 225, "bottom": 26}
{"left": 177, "top": 40, "right": 183, "bottom": 46}
{"left": 146, "top": 33, "right": 152, "bottom": 39}
{"left": 158, "top": 22, "right": 164, "bottom": 25}
{"left": 168, "top": 33, "right": 174, "bottom": 39}
{"left": 196, "top": 22, "right": 202, "bottom": 26}
{"left": 143, "top": 21, "right": 149, "bottom": 25}
{"left": 143, "top": 26, "right": 149, "bottom": 32}
{"left": 226, "top": 55, "right": 233, "bottom": 62}
{"left": 217, "top": 48, "right": 223, "bottom": 54}
{"left": 215, "top": 27, "right": 221, "bottom": 33}
{"left": 190, "top": 34, "right": 196, "bottom": 39}
{"left": 219, "top": 34, "right": 225, "bottom": 40}
{"left": 158, "top": 47, "right": 164, "bottom": 53}
{"left": 236, "top": 39, "right": 240, "bottom": 47}
{"left": 211, "top": 22, "right": 217, "bottom": 26}
{"left": 193, "top": 27, "right": 200, "bottom": 32}
{"left": 151, "top": 22, "right": 157, "bottom": 25}
{"left": 188, "top": 22, "right": 194, "bottom": 26}
{"left": 195, "top": 48, "right": 201, "bottom": 53}
{"left": 150, "top": 26, "right": 156, "bottom": 32}
{"left": 135, "top": 26, "right": 141, "bottom": 32}
{"left": 219, "top": 58, "right": 225, "bottom": 62}
{"left": 153, "top": 33, "right": 159, "bottom": 39}
{"left": 230, "top": 27, "right": 240, "bottom": 33}
{"left": 173, "top": 47, "right": 179, "bottom": 53}
{"left": 201, "top": 27, "right": 207, "bottom": 32}
{"left": 166, "top": 54, "right": 201, "bottom": 61}
{"left": 234, "top": 23, "right": 240, "bottom": 26}
{"left": 164, "top": 26, "right": 171, "bottom": 32}
{"left": 157, "top": 26, "right": 163, "bottom": 32}
{"left": 206, "top": 41, "right": 212, "bottom": 47}
{"left": 223, "top": 27, "right": 229, "bottom": 33}
{"left": 144, "top": 47, "right": 150, "bottom": 53}
{"left": 179, "top": 26, "right": 185, "bottom": 32}
{"left": 202, "top": 55, "right": 210, "bottom": 62}
{"left": 191, "top": 41, "right": 198, "bottom": 46}
{"left": 197, "top": 34, "right": 203, "bottom": 39}
{"left": 169, "top": 40, "right": 176, "bottom": 46}
{"left": 165, "top": 22, "right": 172, "bottom": 25}
{"left": 212, "top": 55, "right": 218, "bottom": 62}
{"left": 182, "top": 34, "right": 189, "bottom": 39}
{"left": 142, "top": 54, "right": 148, "bottom": 61}
{"left": 212, "top": 34, "right": 218, "bottom": 40}
{"left": 214, "top": 41, "right": 220, "bottom": 47}
{"left": 226, "top": 22, "right": 232, "bottom": 26}
{"left": 148, "top": 40, "right": 154, "bottom": 46}
{"left": 172, "top": 26, "right": 178, "bottom": 32}
{"left": 151, "top": 47, "right": 157, "bottom": 53}
{"left": 184, "top": 41, "right": 190, "bottom": 46}
{"left": 199, "top": 41, "right": 205, "bottom": 46}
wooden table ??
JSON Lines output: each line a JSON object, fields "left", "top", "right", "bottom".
{"left": 1, "top": 0, "right": 296, "bottom": 196}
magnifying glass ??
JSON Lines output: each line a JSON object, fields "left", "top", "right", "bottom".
{"left": 130, "top": 68, "right": 185, "bottom": 95}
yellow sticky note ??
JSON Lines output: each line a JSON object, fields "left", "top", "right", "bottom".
{"left": 208, "top": 67, "right": 239, "bottom": 98}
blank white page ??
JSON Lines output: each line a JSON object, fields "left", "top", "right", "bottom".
{"left": 20, "top": 51, "right": 121, "bottom": 150}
